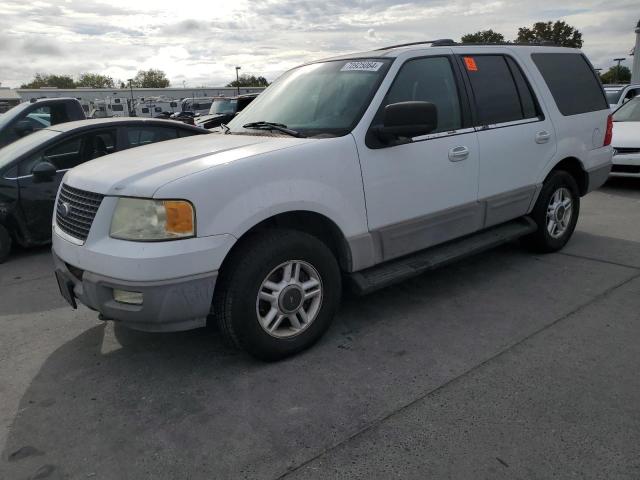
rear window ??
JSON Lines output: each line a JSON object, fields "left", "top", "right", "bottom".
{"left": 532, "top": 53, "right": 608, "bottom": 115}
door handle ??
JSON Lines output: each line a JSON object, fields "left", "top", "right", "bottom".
{"left": 448, "top": 146, "right": 469, "bottom": 162}
{"left": 535, "top": 131, "right": 551, "bottom": 144}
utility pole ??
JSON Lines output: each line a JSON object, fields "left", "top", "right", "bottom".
{"left": 128, "top": 79, "right": 135, "bottom": 116}
{"left": 235, "top": 66, "right": 241, "bottom": 96}
{"left": 632, "top": 19, "right": 640, "bottom": 84}
{"left": 613, "top": 57, "right": 626, "bottom": 84}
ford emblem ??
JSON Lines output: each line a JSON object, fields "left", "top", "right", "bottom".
{"left": 59, "top": 202, "right": 72, "bottom": 218}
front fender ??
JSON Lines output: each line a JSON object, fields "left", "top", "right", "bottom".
{"left": 154, "top": 135, "right": 369, "bottom": 242}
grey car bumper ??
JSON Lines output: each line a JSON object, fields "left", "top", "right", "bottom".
{"left": 53, "top": 251, "right": 217, "bottom": 332}
{"left": 586, "top": 163, "right": 612, "bottom": 193}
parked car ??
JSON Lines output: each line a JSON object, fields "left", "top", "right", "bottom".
{"left": 180, "top": 97, "right": 214, "bottom": 116}
{"left": 604, "top": 84, "right": 640, "bottom": 110}
{"left": 610, "top": 96, "right": 640, "bottom": 176}
{"left": 170, "top": 111, "right": 196, "bottom": 125}
{"left": 53, "top": 42, "right": 611, "bottom": 360}
{"left": 0, "top": 118, "right": 208, "bottom": 262}
{"left": 0, "top": 98, "right": 86, "bottom": 149}
{"left": 195, "top": 94, "right": 258, "bottom": 129}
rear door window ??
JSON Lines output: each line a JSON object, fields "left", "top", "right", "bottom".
{"left": 177, "top": 128, "right": 201, "bottom": 138}
{"left": 531, "top": 53, "right": 608, "bottom": 115}
{"left": 125, "top": 126, "right": 178, "bottom": 147}
{"left": 461, "top": 55, "right": 538, "bottom": 125}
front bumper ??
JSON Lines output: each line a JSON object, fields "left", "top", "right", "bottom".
{"left": 53, "top": 251, "right": 217, "bottom": 332}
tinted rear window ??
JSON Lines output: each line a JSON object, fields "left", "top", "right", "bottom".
{"left": 532, "top": 53, "right": 607, "bottom": 115}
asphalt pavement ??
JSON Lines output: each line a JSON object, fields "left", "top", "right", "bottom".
{"left": 1, "top": 177, "right": 639, "bottom": 480}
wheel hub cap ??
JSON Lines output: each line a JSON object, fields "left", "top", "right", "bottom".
{"left": 278, "top": 285, "right": 304, "bottom": 314}
{"left": 546, "top": 187, "right": 573, "bottom": 239}
{"left": 256, "top": 260, "right": 323, "bottom": 339}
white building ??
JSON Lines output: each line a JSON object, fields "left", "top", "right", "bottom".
{"left": 0, "top": 87, "right": 20, "bottom": 113}
{"left": 15, "top": 86, "right": 265, "bottom": 104}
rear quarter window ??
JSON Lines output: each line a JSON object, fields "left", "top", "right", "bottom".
{"left": 531, "top": 53, "right": 608, "bottom": 116}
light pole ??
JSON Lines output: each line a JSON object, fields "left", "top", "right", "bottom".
{"left": 613, "top": 57, "right": 626, "bottom": 84}
{"left": 128, "top": 79, "right": 135, "bottom": 116}
{"left": 235, "top": 66, "right": 241, "bottom": 96}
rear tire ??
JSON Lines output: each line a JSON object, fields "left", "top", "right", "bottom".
{"left": 213, "top": 229, "right": 341, "bottom": 361}
{"left": 0, "top": 224, "right": 11, "bottom": 264}
{"left": 523, "top": 170, "right": 580, "bottom": 252}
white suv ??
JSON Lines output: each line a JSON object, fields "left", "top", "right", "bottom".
{"left": 53, "top": 41, "right": 612, "bottom": 359}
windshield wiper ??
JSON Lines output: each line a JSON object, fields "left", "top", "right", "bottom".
{"left": 220, "top": 123, "right": 230, "bottom": 134}
{"left": 242, "top": 121, "right": 304, "bottom": 138}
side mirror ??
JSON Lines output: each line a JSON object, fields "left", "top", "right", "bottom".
{"left": 32, "top": 161, "right": 57, "bottom": 182}
{"left": 374, "top": 101, "right": 438, "bottom": 143}
{"left": 14, "top": 120, "right": 34, "bottom": 138}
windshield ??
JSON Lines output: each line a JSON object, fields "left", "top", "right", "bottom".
{"left": 613, "top": 97, "right": 640, "bottom": 122}
{"left": 0, "top": 128, "right": 59, "bottom": 170}
{"left": 605, "top": 89, "right": 623, "bottom": 104}
{"left": 210, "top": 98, "right": 237, "bottom": 115}
{"left": 227, "top": 58, "right": 392, "bottom": 137}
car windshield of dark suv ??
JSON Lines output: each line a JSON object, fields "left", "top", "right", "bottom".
{"left": 613, "top": 97, "right": 640, "bottom": 122}
{"left": 227, "top": 59, "right": 391, "bottom": 137}
{"left": 210, "top": 99, "right": 237, "bottom": 115}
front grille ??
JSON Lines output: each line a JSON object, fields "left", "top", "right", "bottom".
{"left": 614, "top": 147, "right": 640, "bottom": 155}
{"left": 56, "top": 184, "right": 104, "bottom": 241}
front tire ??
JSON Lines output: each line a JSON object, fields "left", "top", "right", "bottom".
{"left": 524, "top": 170, "right": 580, "bottom": 252}
{"left": 0, "top": 224, "right": 12, "bottom": 264}
{"left": 213, "top": 229, "right": 341, "bottom": 360}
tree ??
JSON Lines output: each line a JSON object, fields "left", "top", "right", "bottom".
{"left": 77, "top": 73, "right": 115, "bottom": 88}
{"left": 130, "top": 69, "right": 170, "bottom": 88}
{"left": 21, "top": 73, "right": 76, "bottom": 89}
{"left": 516, "top": 21, "right": 582, "bottom": 48}
{"left": 600, "top": 65, "right": 631, "bottom": 84}
{"left": 461, "top": 29, "right": 505, "bottom": 44}
{"left": 227, "top": 74, "right": 269, "bottom": 88}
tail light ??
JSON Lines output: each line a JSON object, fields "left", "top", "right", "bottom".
{"left": 603, "top": 114, "right": 613, "bottom": 146}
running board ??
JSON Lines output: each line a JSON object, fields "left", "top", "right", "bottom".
{"left": 348, "top": 217, "right": 537, "bottom": 295}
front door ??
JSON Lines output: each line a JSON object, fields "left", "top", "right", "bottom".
{"left": 17, "top": 128, "right": 117, "bottom": 242}
{"left": 358, "top": 55, "right": 480, "bottom": 261}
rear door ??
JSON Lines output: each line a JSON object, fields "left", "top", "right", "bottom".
{"left": 458, "top": 52, "right": 556, "bottom": 227}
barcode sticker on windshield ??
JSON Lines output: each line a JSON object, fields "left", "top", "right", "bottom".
{"left": 341, "top": 61, "right": 384, "bottom": 72}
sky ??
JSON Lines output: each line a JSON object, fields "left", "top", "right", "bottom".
{"left": 0, "top": 0, "right": 638, "bottom": 88}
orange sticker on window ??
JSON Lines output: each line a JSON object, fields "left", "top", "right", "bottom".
{"left": 464, "top": 57, "right": 478, "bottom": 71}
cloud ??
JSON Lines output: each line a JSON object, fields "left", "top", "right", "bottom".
{"left": 0, "top": 0, "right": 638, "bottom": 87}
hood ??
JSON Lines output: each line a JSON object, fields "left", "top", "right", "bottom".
{"left": 64, "top": 133, "right": 311, "bottom": 197}
{"left": 611, "top": 122, "right": 640, "bottom": 149}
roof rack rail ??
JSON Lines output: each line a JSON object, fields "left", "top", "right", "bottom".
{"left": 377, "top": 40, "right": 565, "bottom": 50}
{"left": 376, "top": 39, "right": 456, "bottom": 50}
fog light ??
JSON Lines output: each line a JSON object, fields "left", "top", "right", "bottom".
{"left": 113, "top": 289, "right": 143, "bottom": 305}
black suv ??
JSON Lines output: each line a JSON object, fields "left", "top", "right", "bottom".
{"left": 0, "top": 118, "right": 208, "bottom": 262}
{"left": 0, "top": 98, "right": 86, "bottom": 149}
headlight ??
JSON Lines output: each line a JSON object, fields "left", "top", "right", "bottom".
{"left": 110, "top": 198, "right": 195, "bottom": 241}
